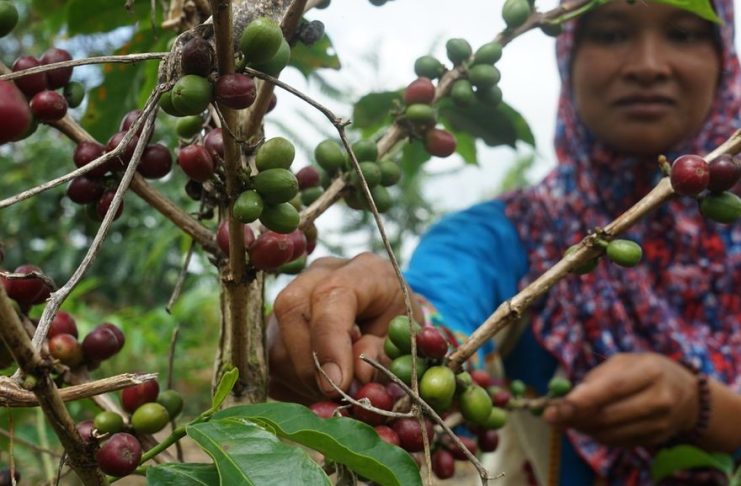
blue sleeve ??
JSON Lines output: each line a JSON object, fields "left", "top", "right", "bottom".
{"left": 404, "top": 200, "right": 528, "bottom": 357}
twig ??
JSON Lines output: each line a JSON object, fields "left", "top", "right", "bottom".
{"left": 166, "top": 241, "right": 195, "bottom": 313}
{"left": 361, "top": 355, "right": 491, "bottom": 485}
{"left": 312, "top": 353, "right": 415, "bottom": 419}
{"left": 166, "top": 326, "right": 184, "bottom": 461}
{"left": 0, "top": 53, "right": 167, "bottom": 82}
{"left": 8, "top": 410, "right": 15, "bottom": 486}
{"left": 0, "top": 427, "right": 62, "bottom": 458}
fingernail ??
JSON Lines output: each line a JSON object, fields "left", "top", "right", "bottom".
{"left": 318, "top": 362, "right": 342, "bottom": 395}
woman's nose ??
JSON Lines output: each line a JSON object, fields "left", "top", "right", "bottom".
{"left": 621, "top": 35, "right": 671, "bottom": 84}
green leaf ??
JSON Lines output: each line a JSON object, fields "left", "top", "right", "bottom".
{"left": 731, "top": 463, "right": 741, "bottom": 486}
{"left": 352, "top": 90, "right": 402, "bottom": 136}
{"left": 211, "top": 366, "right": 238, "bottom": 411}
{"left": 147, "top": 463, "right": 220, "bottom": 486}
{"left": 650, "top": 445, "right": 734, "bottom": 482}
{"left": 67, "top": 0, "right": 156, "bottom": 34}
{"left": 652, "top": 0, "right": 721, "bottom": 23}
{"left": 213, "top": 402, "right": 422, "bottom": 486}
{"left": 81, "top": 28, "right": 162, "bottom": 141}
{"left": 187, "top": 417, "right": 332, "bottom": 486}
{"left": 289, "top": 33, "right": 341, "bottom": 78}
{"left": 400, "top": 139, "right": 431, "bottom": 179}
{"left": 437, "top": 98, "right": 534, "bottom": 149}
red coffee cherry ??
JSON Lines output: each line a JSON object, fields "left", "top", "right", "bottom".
{"left": 4, "top": 264, "right": 46, "bottom": 305}
{"left": 424, "top": 128, "right": 456, "bottom": 157}
{"left": 178, "top": 144, "right": 214, "bottom": 182}
{"left": 446, "top": 434, "right": 477, "bottom": 460}
{"left": 82, "top": 325, "right": 122, "bottom": 362}
{"left": 286, "top": 229, "right": 307, "bottom": 260}
{"left": 106, "top": 131, "right": 139, "bottom": 170}
{"left": 99, "top": 323, "right": 125, "bottom": 351}
{"left": 670, "top": 154, "right": 709, "bottom": 196}
{"left": 73, "top": 141, "right": 108, "bottom": 178}
{"left": 707, "top": 154, "right": 741, "bottom": 193}
{"left": 121, "top": 380, "right": 160, "bottom": 413}
{"left": 39, "top": 47, "right": 73, "bottom": 89}
{"left": 248, "top": 231, "right": 294, "bottom": 271}
{"left": 11, "top": 55, "right": 47, "bottom": 97}
{"left": 0, "top": 80, "right": 32, "bottom": 143}
{"left": 48, "top": 333, "right": 83, "bottom": 368}
{"left": 391, "top": 418, "right": 434, "bottom": 452}
{"left": 96, "top": 432, "right": 142, "bottom": 477}
{"left": 67, "top": 176, "right": 104, "bottom": 204}
{"left": 470, "top": 369, "right": 493, "bottom": 388}
{"left": 49, "top": 311, "right": 78, "bottom": 338}
{"left": 96, "top": 190, "right": 123, "bottom": 221}
{"left": 216, "top": 220, "right": 256, "bottom": 255}
{"left": 352, "top": 382, "right": 394, "bottom": 426}
{"left": 76, "top": 420, "right": 96, "bottom": 445}
{"left": 203, "top": 128, "right": 224, "bottom": 159}
{"left": 181, "top": 36, "right": 214, "bottom": 77}
{"left": 374, "top": 425, "right": 400, "bottom": 446}
{"left": 138, "top": 144, "right": 172, "bottom": 179}
{"left": 310, "top": 401, "right": 342, "bottom": 419}
{"left": 477, "top": 428, "right": 500, "bottom": 452}
{"left": 415, "top": 326, "right": 448, "bottom": 359}
{"left": 431, "top": 449, "right": 456, "bottom": 480}
{"left": 30, "top": 90, "right": 68, "bottom": 121}
{"left": 215, "top": 73, "right": 256, "bottom": 109}
{"left": 296, "top": 166, "right": 321, "bottom": 190}
{"left": 403, "top": 77, "right": 436, "bottom": 105}
{"left": 119, "top": 109, "right": 145, "bottom": 135}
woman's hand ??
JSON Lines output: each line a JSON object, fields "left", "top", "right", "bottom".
{"left": 543, "top": 353, "right": 698, "bottom": 447}
{"left": 267, "top": 252, "right": 421, "bottom": 404}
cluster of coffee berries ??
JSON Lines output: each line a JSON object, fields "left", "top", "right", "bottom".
{"left": 46, "top": 312, "right": 125, "bottom": 370}
{"left": 564, "top": 236, "right": 644, "bottom": 274}
{"left": 670, "top": 153, "right": 741, "bottom": 224}
{"left": 76, "top": 380, "right": 183, "bottom": 477}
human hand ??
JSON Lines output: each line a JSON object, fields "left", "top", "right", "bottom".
{"left": 543, "top": 353, "right": 698, "bottom": 447}
{"left": 267, "top": 252, "right": 421, "bottom": 404}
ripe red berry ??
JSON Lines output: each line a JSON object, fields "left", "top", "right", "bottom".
{"left": 470, "top": 369, "right": 493, "bottom": 388}
{"left": 403, "top": 77, "right": 436, "bottom": 105}
{"left": 119, "top": 109, "right": 143, "bottom": 133}
{"left": 352, "top": 382, "right": 394, "bottom": 426}
{"left": 267, "top": 93, "right": 277, "bottom": 112}
{"left": 286, "top": 229, "right": 307, "bottom": 260}
{"left": 248, "top": 231, "right": 294, "bottom": 271}
{"left": 296, "top": 166, "right": 321, "bottom": 190}
{"left": 49, "top": 311, "right": 78, "bottom": 339}
{"left": 95, "top": 190, "right": 123, "bottom": 221}
{"left": 67, "top": 176, "right": 104, "bottom": 204}
{"left": 216, "top": 220, "right": 256, "bottom": 255}
{"left": 30, "top": 90, "right": 68, "bottom": 121}
{"left": 489, "top": 387, "right": 512, "bottom": 408}
{"left": 76, "top": 420, "right": 96, "bottom": 445}
{"left": 4, "top": 264, "right": 46, "bottom": 305}
{"left": 81, "top": 325, "right": 122, "bottom": 362}
{"left": 178, "top": 144, "right": 214, "bottom": 182}
{"left": 96, "top": 432, "right": 142, "bottom": 477}
{"left": 39, "top": 48, "right": 73, "bottom": 89}
{"left": 121, "top": 380, "right": 160, "bottom": 413}
{"left": 707, "top": 154, "right": 741, "bottom": 193}
{"left": 73, "top": 141, "right": 108, "bottom": 178}
{"left": 48, "top": 333, "right": 83, "bottom": 367}
{"left": 424, "top": 128, "right": 456, "bottom": 158}
{"left": 477, "top": 428, "right": 500, "bottom": 452}
{"left": 138, "top": 144, "right": 172, "bottom": 179}
{"left": 204, "top": 128, "right": 224, "bottom": 159}
{"left": 374, "top": 425, "right": 400, "bottom": 446}
{"left": 106, "top": 131, "right": 139, "bottom": 170}
{"left": 215, "top": 73, "right": 256, "bottom": 109}
{"left": 415, "top": 326, "right": 448, "bottom": 359}
{"left": 0, "top": 80, "right": 32, "bottom": 143}
{"left": 447, "top": 435, "right": 477, "bottom": 460}
{"left": 670, "top": 154, "right": 709, "bottom": 196}
{"left": 310, "top": 401, "right": 342, "bottom": 419}
{"left": 11, "top": 55, "right": 47, "bottom": 97}
{"left": 181, "top": 37, "right": 214, "bottom": 77}
{"left": 431, "top": 449, "right": 455, "bottom": 479}
{"left": 391, "top": 418, "right": 434, "bottom": 452}
{"left": 99, "top": 323, "right": 125, "bottom": 352}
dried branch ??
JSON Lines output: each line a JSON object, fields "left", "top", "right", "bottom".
{"left": 0, "top": 426, "right": 62, "bottom": 458}
{"left": 0, "top": 53, "right": 167, "bottom": 82}
{"left": 166, "top": 242, "right": 195, "bottom": 313}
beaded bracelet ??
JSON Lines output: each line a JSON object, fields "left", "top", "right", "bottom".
{"left": 671, "top": 364, "right": 711, "bottom": 445}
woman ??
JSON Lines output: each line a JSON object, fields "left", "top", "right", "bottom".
{"left": 268, "top": 0, "right": 741, "bottom": 483}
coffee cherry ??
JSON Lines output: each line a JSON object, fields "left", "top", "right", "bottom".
{"left": 39, "top": 48, "right": 73, "bottom": 89}
{"left": 473, "top": 41, "right": 503, "bottom": 65}
{"left": 254, "top": 168, "right": 299, "bottom": 205}
{"left": 158, "top": 90, "right": 184, "bottom": 117}
{"left": 131, "top": 402, "right": 170, "bottom": 434}
{"left": 99, "top": 322, "right": 125, "bottom": 351}
{"left": 215, "top": 73, "right": 256, "bottom": 109}
{"left": 73, "top": 141, "right": 108, "bottom": 177}
{"left": 121, "top": 380, "right": 160, "bottom": 413}
{"left": 171, "top": 75, "right": 212, "bottom": 116}
{"left": 204, "top": 128, "right": 224, "bottom": 159}
{"left": 403, "top": 77, "right": 435, "bottom": 105}
{"left": 297, "top": 18, "right": 326, "bottom": 44}
{"left": 476, "top": 84, "right": 504, "bottom": 106}
{"left": 48, "top": 333, "right": 83, "bottom": 367}
{"left": 424, "top": 129, "right": 456, "bottom": 157}
{"left": 0, "top": 2, "right": 18, "bottom": 38}
{"left": 389, "top": 355, "right": 428, "bottom": 386}
{"left": 387, "top": 315, "right": 421, "bottom": 354}
{"left": 76, "top": 419, "right": 96, "bottom": 445}
{"left": 180, "top": 37, "right": 214, "bottom": 77}
{"left": 383, "top": 336, "right": 402, "bottom": 360}
{"left": 391, "top": 418, "right": 434, "bottom": 452}
{"left": 175, "top": 115, "right": 202, "bottom": 139}
{"left": 405, "top": 103, "right": 437, "bottom": 126}
{"left": 82, "top": 325, "right": 121, "bottom": 362}
{"left": 460, "top": 385, "right": 493, "bottom": 425}
{"left": 259, "top": 202, "right": 300, "bottom": 234}
{"left": 351, "top": 139, "right": 378, "bottom": 163}
{"left": 414, "top": 55, "right": 445, "bottom": 80}
{"left": 415, "top": 326, "right": 448, "bottom": 359}
{"left": 12, "top": 55, "right": 48, "bottom": 98}
{"left": 49, "top": 311, "right": 78, "bottom": 338}
{"left": 252, "top": 37, "right": 291, "bottom": 76}
{"left": 480, "top": 406, "right": 508, "bottom": 429}
{"left": 699, "top": 191, "right": 741, "bottom": 224}
{"left": 233, "top": 190, "right": 264, "bottom": 224}
{"left": 286, "top": 229, "right": 307, "bottom": 260}
{"left": 707, "top": 154, "right": 741, "bottom": 193}
{"left": 374, "top": 425, "right": 400, "bottom": 446}
{"left": 240, "top": 17, "right": 284, "bottom": 64}
{"left": 470, "top": 370, "right": 493, "bottom": 388}
{"left": 547, "top": 376, "right": 572, "bottom": 397}
{"left": 267, "top": 93, "right": 278, "bottom": 112}
{"left": 63, "top": 81, "right": 85, "bottom": 108}
{"left": 606, "top": 239, "right": 642, "bottom": 268}
{"left": 5, "top": 264, "right": 46, "bottom": 305}
{"left": 255, "top": 137, "right": 295, "bottom": 171}
{"left": 378, "top": 161, "right": 401, "bottom": 187}
{"left": 157, "top": 390, "right": 184, "bottom": 419}
{"left": 477, "top": 429, "right": 500, "bottom": 453}
{"left": 310, "top": 401, "right": 343, "bottom": 418}
{"left": 352, "top": 383, "right": 393, "bottom": 426}
{"left": 350, "top": 161, "right": 382, "bottom": 188}
{"left": 106, "top": 131, "right": 139, "bottom": 170}
{"left": 248, "top": 231, "right": 294, "bottom": 271}
{"left": 138, "top": 144, "right": 173, "bottom": 179}
{"left": 216, "top": 220, "right": 256, "bottom": 255}
{"left": 489, "top": 387, "right": 512, "bottom": 408}
{"left": 670, "top": 154, "right": 709, "bottom": 196}
{"left": 94, "top": 411, "right": 124, "bottom": 434}
{"left": 30, "top": 90, "right": 68, "bottom": 121}
{"left": 178, "top": 144, "right": 214, "bottom": 182}
{"left": 431, "top": 449, "right": 455, "bottom": 479}
{"left": 95, "top": 190, "right": 123, "bottom": 221}
{"left": 0, "top": 80, "right": 32, "bottom": 143}
{"left": 419, "top": 366, "right": 456, "bottom": 411}
{"left": 446, "top": 38, "right": 472, "bottom": 65}
{"left": 314, "top": 140, "right": 346, "bottom": 174}
{"left": 447, "top": 435, "right": 477, "bottom": 460}
{"left": 296, "top": 166, "right": 321, "bottom": 190}
{"left": 451, "top": 79, "right": 475, "bottom": 106}
{"left": 468, "top": 64, "right": 501, "bottom": 90}
{"left": 502, "top": 0, "right": 531, "bottom": 28}
{"left": 96, "top": 432, "right": 142, "bottom": 477}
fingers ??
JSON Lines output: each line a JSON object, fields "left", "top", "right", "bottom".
{"left": 351, "top": 334, "right": 387, "bottom": 384}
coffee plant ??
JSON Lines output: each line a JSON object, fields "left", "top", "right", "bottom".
{"left": 0, "top": 0, "right": 739, "bottom": 484}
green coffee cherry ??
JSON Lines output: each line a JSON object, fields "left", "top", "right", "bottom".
{"left": 370, "top": 185, "right": 392, "bottom": 213}
{"left": 94, "top": 411, "right": 124, "bottom": 434}
{"left": 0, "top": 2, "right": 18, "bottom": 37}
{"left": 547, "top": 377, "right": 572, "bottom": 397}
{"left": 389, "top": 355, "right": 428, "bottom": 386}
{"left": 378, "top": 160, "right": 402, "bottom": 186}
{"left": 510, "top": 379, "right": 526, "bottom": 398}
{"left": 171, "top": 75, "right": 213, "bottom": 116}
{"left": 405, "top": 103, "right": 437, "bottom": 125}
{"left": 502, "top": 0, "right": 531, "bottom": 29}
{"left": 131, "top": 402, "right": 170, "bottom": 434}
{"left": 387, "top": 315, "right": 422, "bottom": 353}
{"left": 233, "top": 190, "right": 264, "bottom": 223}
{"left": 384, "top": 336, "right": 403, "bottom": 359}
{"left": 240, "top": 17, "right": 284, "bottom": 64}
{"left": 700, "top": 191, "right": 741, "bottom": 224}
{"left": 176, "top": 115, "right": 203, "bottom": 139}
{"left": 350, "top": 161, "right": 382, "bottom": 188}
{"left": 300, "top": 186, "right": 323, "bottom": 206}
{"left": 352, "top": 139, "right": 378, "bottom": 162}
{"left": 475, "top": 85, "right": 503, "bottom": 106}
{"left": 481, "top": 406, "right": 508, "bottom": 429}
{"left": 256, "top": 136, "right": 295, "bottom": 171}
{"left": 414, "top": 55, "right": 445, "bottom": 79}
{"left": 157, "top": 390, "right": 184, "bottom": 419}
{"left": 606, "top": 239, "right": 643, "bottom": 268}
{"left": 445, "top": 38, "right": 472, "bottom": 65}
{"left": 473, "top": 42, "right": 503, "bottom": 65}
{"left": 63, "top": 81, "right": 86, "bottom": 108}
{"left": 451, "top": 79, "right": 476, "bottom": 107}
{"left": 254, "top": 168, "right": 299, "bottom": 205}
{"left": 460, "top": 385, "right": 493, "bottom": 425}
{"left": 420, "top": 366, "right": 456, "bottom": 411}
{"left": 314, "top": 139, "right": 346, "bottom": 174}
{"left": 259, "top": 202, "right": 300, "bottom": 233}
{"left": 468, "top": 64, "right": 501, "bottom": 90}
{"left": 252, "top": 37, "right": 291, "bottom": 76}
{"left": 277, "top": 255, "right": 307, "bottom": 274}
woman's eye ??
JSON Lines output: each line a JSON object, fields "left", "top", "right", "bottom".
{"left": 667, "top": 27, "right": 713, "bottom": 43}
{"left": 585, "top": 29, "right": 628, "bottom": 45}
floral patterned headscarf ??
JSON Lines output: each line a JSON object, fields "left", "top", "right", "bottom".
{"left": 502, "top": 0, "right": 741, "bottom": 481}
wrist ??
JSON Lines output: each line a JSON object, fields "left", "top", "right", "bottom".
{"left": 670, "top": 363, "right": 711, "bottom": 445}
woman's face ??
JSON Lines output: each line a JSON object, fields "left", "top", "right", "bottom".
{"left": 571, "top": 1, "right": 721, "bottom": 156}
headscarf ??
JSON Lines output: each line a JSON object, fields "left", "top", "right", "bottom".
{"left": 501, "top": 0, "right": 741, "bottom": 482}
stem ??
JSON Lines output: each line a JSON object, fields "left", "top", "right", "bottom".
{"left": 140, "top": 425, "right": 187, "bottom": 464}
{"left": 0, "top": 53, "right": 167, "bottom": 82}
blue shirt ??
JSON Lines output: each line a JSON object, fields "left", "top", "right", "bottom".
{"left": 404, "top": 199, "right": 594, "bottom": 484}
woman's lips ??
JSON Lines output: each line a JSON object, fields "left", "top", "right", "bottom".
{"left": 613, "top": 96, "right": 675, "bottom": 118}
